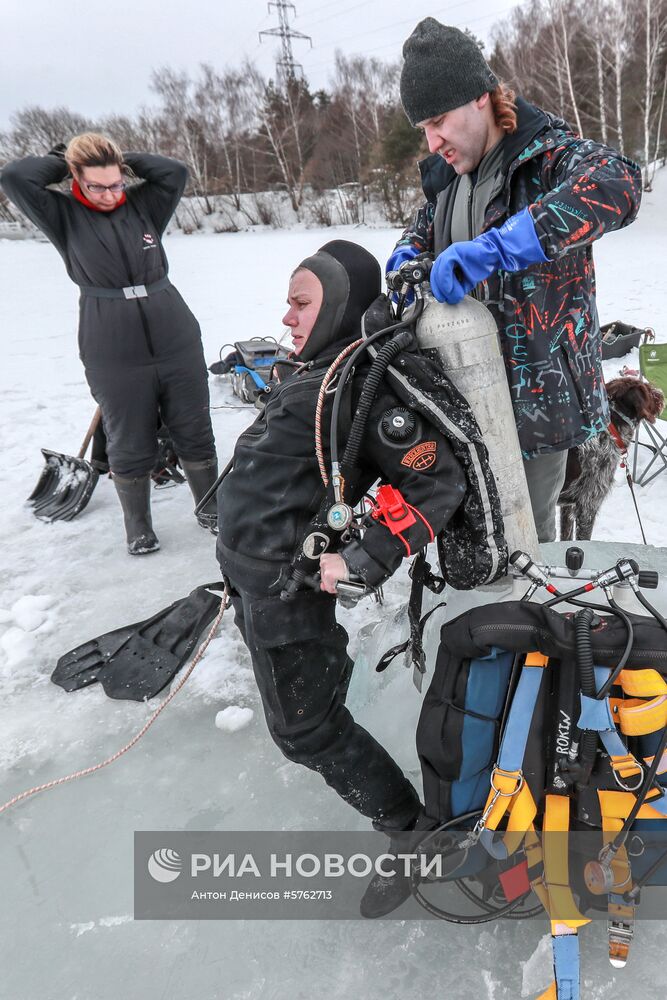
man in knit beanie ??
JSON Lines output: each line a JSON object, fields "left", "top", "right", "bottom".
{"left": 388, "top": 18, "right": 642, "bottom": 544}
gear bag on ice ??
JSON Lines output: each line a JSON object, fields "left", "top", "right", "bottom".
{"left": 414, "top": 596, "right": 667, "bottom": 999}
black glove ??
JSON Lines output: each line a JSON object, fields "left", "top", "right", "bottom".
{"left": 361, "top": 293, "right": 395, "bottom": 338}
{"left": 48, "top": 143, "right": 67, "bottom": 159}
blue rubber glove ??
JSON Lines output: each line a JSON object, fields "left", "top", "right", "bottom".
{"left": 386, "top": 244, "right": 419, "bottom": 277}
{"left": 429, "top": 207, "right": 548, "bottom": 305}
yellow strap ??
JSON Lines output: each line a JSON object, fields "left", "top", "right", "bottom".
{"left": 536, "top": 983, "right": 557, "bottom": 1000}
{"left": 525, "top": 651, "right": 550, "bottom": 667}
{"left": 544, "top": 794, "right": 570, "bottom": 833}
{"left": 618, "top": 695, "right": 667, "bottom": 736}
{"left": 502, "top": 784, "right": 538, "bottom": 854}
{"left": 480, "top": 768, "right": 523, "bottom": 829}
{"left": 610, "top": 753, "right": 644, "bottom": 782}
{"left": 479, "top": 768, "right": 538, "bottom": 858}
{"left": 599, "top": 789, "right": 667, "bottom": 820}
{"left": 542, "top": 796, "right": 589, "bottom": 926}
{"left": 618, "top": 668, "right": 667, "bottom": 697}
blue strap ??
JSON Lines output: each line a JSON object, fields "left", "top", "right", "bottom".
{"left": 578, "top": 693, "right": 629, "bottom": 759}
{"left": 552, "top": 933, "right": 580, "bottom": 1000}
{"left": 479, "top": 827, "right": 510, "bottom": 860}
{"left": 497, "top": 664, "right": 544, "bottom": 773}
{"left": 478, "top": 661, "right": 545, "bottom": 861}
{"left": 579, "top": 668, "right": 667, "bottom": 812}
{"left": 577, "top": 694, "right": 616, "bottom": 732}
{"left": 233, "top": 365, "right": 268, "bottom": 389}
{"left": 577, "top": 668, "right": 628, "bottom": 759}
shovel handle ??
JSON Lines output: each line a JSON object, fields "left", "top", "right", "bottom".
{"left": 78, "top": 406, "right": 103, "bottom": 460}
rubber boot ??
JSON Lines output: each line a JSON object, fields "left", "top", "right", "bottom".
{"left": 112, "top": 474, "right": 160, "bottom": 556}
{"left": 359, "top": 825, "right": 421, "bottom": 919}
{"left": 181, "top": 458, "right": 219, "bottom": 534}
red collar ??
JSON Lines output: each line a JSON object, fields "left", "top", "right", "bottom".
{"left": 608, "top": 421, "right": 627, "bottom": 453}
{"left": 72, "top": 179, "right": 126, "bottom": 212}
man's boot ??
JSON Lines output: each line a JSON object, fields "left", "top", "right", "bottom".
{"left": 180, "top": 458, "right": 219, "bottom": 534}
{"left": 359, "top": 827, "right": 421, "bottom": 919}
{"left": 112, "top": 474, "right": 160, "bottom": 555}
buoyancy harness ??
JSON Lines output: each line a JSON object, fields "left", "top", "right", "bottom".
{"left": 412, "top": 550, "right": 667, "bottom": 999}
{"left": 281, "top": 279, "right": 508, "bottom": 602}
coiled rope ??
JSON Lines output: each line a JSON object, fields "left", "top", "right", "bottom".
{"left": 0, "top": 585, "right": 230, "bottom": 816}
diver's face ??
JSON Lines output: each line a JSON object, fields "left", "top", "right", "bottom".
{"left": 282, "top": 269, "right": 324, "bottom": 355}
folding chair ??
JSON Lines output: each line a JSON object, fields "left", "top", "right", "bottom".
{"left": 632, "top": 342, "right": 667, "bottom": 486}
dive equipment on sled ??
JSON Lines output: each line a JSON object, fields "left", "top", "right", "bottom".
{"left": 209, "top": 338, "right": 290, "bottom": 403}
{"left": 52, "top": 582, "right": 226, "bottom": 700}
{"left": 410, "top": 547, "right": 667, "bottom": 998}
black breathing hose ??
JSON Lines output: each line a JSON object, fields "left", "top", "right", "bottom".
{"left": 574, "top": 607, "right": 599, "bottom": 789}
{"left": 542, "top": 591, "right": 635, "bottom": 702}
{"left": 634, "top": 589, "right": 667, "bottom": 635}
{"left": 613, "top": 724, "right": 667, "bottom": 849}
{"left": 329, "top": 300, "right": 424, "bottom": 473}
{"left": 341, "top": 330, "right": 414, "bottom": 475}
{"left": 595, "top": 597, "right": 634, "bottom": 700}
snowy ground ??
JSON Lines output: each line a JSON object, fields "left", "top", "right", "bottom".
{"left": 1, "top": 171, "right": 666, "bottom": 1000}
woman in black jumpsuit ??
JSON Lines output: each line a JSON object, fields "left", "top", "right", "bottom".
{"left": 217, "top": 240, "right": 468, "bottom": 917}
{"left": 1, "top": 132, "right": 218, "bottom": 553}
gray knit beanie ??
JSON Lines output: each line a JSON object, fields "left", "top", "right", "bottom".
{"left": 400, "top": 19, "right": 499, "bottom": 126}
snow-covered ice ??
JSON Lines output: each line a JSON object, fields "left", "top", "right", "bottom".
{"left": 1, "top": 171, "right": 666, "bottom": 999}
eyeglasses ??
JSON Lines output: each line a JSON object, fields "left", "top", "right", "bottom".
{"left": 82, "top": 180, "right": 127, "bottom": 194}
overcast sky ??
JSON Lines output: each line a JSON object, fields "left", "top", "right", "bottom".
{"left": 2, "top": 0, "right": 522, "bottom": 129}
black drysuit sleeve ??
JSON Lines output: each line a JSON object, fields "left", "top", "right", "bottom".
{"left": 340, "top": 393, "right": 467, "bottom": 587}
{"left": 0, "top": 154, "right": 69, "bottom": 251}
{"left": 123, "top": 152, "right": 188, "bottom": 235}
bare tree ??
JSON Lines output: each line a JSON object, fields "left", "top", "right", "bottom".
{"left": 150, "top": 67, "right": 212, "bottom": 213}
{"left": 588, "top": 1, "right": 610, "bottom": 143}
{"left": 639, "top": 0, "right": 667, "bottom": 187}
{"left": 244, "top": 61, "right": 316, "bottom": 215}
{"left": 606, "top": 0, "right": 632, "bottom": 153}
{"left": 1, "top": 106, "right": 91, "bottom": 158}
{"left": 548, "top": 0, "right": 584, "bottom": 134}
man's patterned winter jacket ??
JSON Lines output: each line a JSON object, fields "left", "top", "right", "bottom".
{"left": 393, "top": 98, "right": 642, "bottom": 458}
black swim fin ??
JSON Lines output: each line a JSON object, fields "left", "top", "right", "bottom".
{"left": 52, "top": 582, "right": 226, "bottom": 701}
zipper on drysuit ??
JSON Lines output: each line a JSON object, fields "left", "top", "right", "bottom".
{"left": 467, "top": 183, "right": 485, "bottom": 303}
{"left": 107, "top": 214, "right": 155, "bottom": 357}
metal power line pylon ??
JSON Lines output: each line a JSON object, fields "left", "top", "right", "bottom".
{"left": 259, "top": 1, "right": 312, "bottom": 83}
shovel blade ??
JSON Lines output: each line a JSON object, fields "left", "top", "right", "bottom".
{"left": 27, "top": 449, "right": 99, "bottom": 522}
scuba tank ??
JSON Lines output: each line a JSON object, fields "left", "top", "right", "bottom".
{"left": 415, "top": 293, "right": 540, "bottom": 564}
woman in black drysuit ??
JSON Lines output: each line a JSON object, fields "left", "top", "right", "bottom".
{"left": 1, "top": 132, "right": 218, "bottom": 554}
{"left": 217, "top": 240, "right": 467, "bottom": 918}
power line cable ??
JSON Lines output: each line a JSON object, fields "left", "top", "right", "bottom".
{"left": 301, "top": 1, "right": 529, "bottom": 73}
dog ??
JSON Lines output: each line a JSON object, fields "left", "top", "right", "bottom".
{"left": 558, "top": 377, "right": 665, "bottom": 540}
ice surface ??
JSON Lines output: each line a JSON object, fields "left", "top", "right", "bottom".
{"left": 1, "top": 172, "right": 667, "bottom": 999}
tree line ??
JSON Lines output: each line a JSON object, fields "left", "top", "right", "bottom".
{"left": 1, "top": 0, "right": 665, "bottom": 232}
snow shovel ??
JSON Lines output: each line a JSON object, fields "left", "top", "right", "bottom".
{"left": 27, "top": 407, "right": 103, "bottom": 522}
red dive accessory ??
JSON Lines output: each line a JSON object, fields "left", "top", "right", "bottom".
{"left": 370, "top": 484, "right": 434, "bottom": 556}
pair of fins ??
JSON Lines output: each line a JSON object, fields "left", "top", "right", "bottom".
{"left": 52, "top": 582, "right": 226, "bottom": 701}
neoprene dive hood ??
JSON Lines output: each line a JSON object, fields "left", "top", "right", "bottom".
{"left": 295, "top": 240, "right": 381, "bottom": 363}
